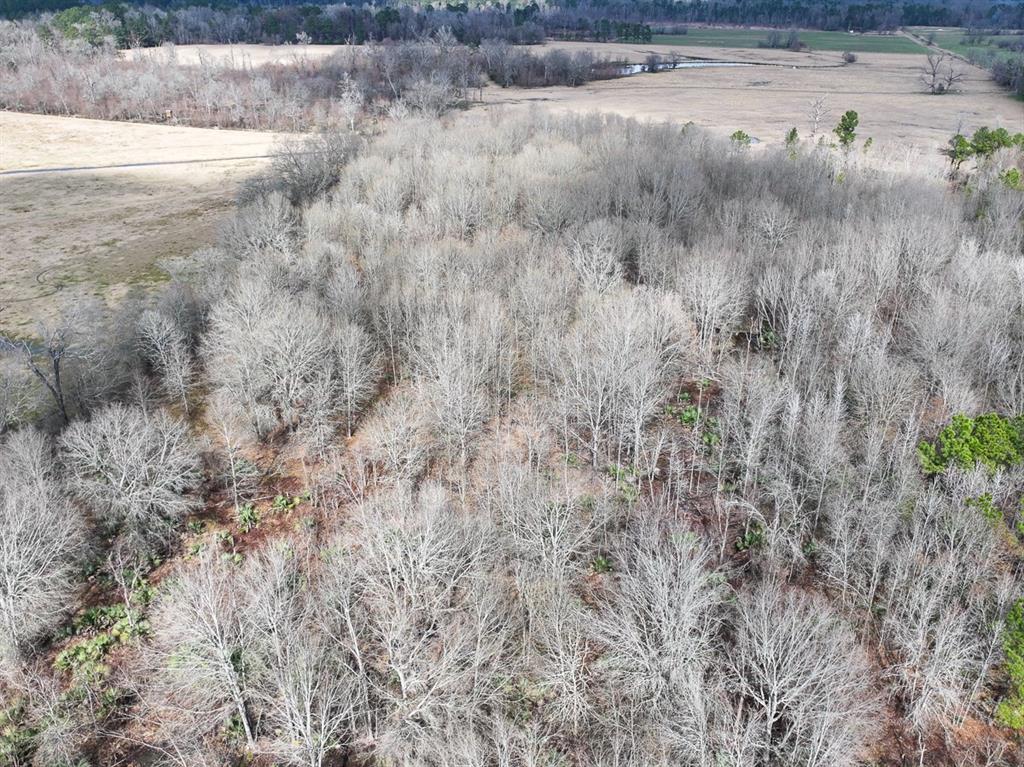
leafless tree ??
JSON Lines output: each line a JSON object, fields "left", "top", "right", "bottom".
{"left": 594, "top": 520, "right": 725, "bottom": 758}
{"left": 61, "top": 403, "right": 201, "bottom": 555}
{"left": 0, "top": 429, "right": 87, "bottom": 671}
{"left": 333, "top": 485, "right": 516, "bottom": 761}
{"left": 807, "top": 95, "right": 830, "bottom": 137}
{"left": 138, "top": 309, "right": 194, "bottom": 412}
{"left": 921, "top": 51, "right": 964, "bottom": 94}
{"left": 545, "top": 289, "right": 690, "bottom": 466}
{"left": 1, "top": 322, "right": 74, "bottom": 424}
{"left": 728, "top": 582, "right": 878, "bottom": 766}
{"left": 147, "top": 550, "right": 261, "bottom": 751}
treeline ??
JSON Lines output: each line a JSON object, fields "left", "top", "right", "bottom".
{"left": 29, "top": 1, "right": 549, "bottom": 46}
{"left": 2, "top": 108, "right": 1024, "bottom": 764}
{"left": 547, "top": 0, "right": 1024, "bottom": 35}
{"left": 8, "top": 0, "right": 1024, "bottom": 43}
{"left": 0, "top": 21, "right": 619, "bottom": 129}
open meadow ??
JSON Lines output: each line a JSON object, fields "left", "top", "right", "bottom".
{"left": 910, "top": 26, "right": 1024, "bottom": 64}
{"left": 651, "top": 27, "right": 925, "bottom": 53}
{"left": 123, "top": 42, "right": 349, "bottom": 68}
{"left": 483, "top": 46, "right": 1019, "bottom": 154}
{"left": 0, "top": 112, "right": 286, "bottom": 333}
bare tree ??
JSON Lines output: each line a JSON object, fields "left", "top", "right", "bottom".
{"left": 728, "top": 582, "right": 878, "bottom": 766}
{"left": 138, "top": 308, "right": 194, "bottom": 412}
{"left": 921, "top": 51, "right": 963, "bottom": 94}
{"left": 0, "top": 430, "right": 87, "bottom": 671}
{"left": 545, "top": 289, "right": 690, "bottom": 466}
{"left": 61, "top": 403, "right": 201, "bottom": 555}
{"left": 335, "top": 485, "right": 515, "bottom": 761}
{"left": 147, "top": 550, "right": 261, "bottom": 751}
{"left": 245, "top": 545, "right": 359, "bottom": 766}
{"left": 807, "top": 95, "right": 830, "bottom": 137}
{"left": 594, "top": 520, "right": 725, "bottom": 759}
{"left": 1, "top": 322, "right": 73, "bottom": 425}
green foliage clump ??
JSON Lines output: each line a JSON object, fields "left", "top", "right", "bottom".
{"left": 833, "top": 110, "right": 859, "bottom": 148}
{"left": 55, "top": 603, "right": 149, "bottom": 684}
{"left": 944, "top": 126, "right": 1024, "bottom": 170}
{"left": 736, "top": 521, "right": 765, "bottom": 552}
{"left": 272, "top": 492, "right": 307, "bottom": 512}
{"left": 730, "top": 130, "right": 752, "bottom": 148}
{"left": 236, "top": 502, "right": 259, "bottom": 533}
{"left": 917, "top": 413, "right": 1024, "bottom": 475}
{"left": 50, "top": 7, "right": 118, "bottom": 46}
{"left": 995, "top": 600, "right": 1024, "bottom": 730}
{"left": 999, "top": 167, "right": 1024, "bottom": 191}
{"left": 665, "top": 391, "right": 719, "bottom": 450}
{"left": 607, "top": 464, "right": 640, "bottom": 503}
{"left": 0, "top": 702, "right": 36, "bottom": 765}
{"left": 591, "top": 555, "right": 613, "bottom": 574}
{"left": 666, "top": 392, "right": 700, "bottom": 427}
{"left": 966, "top": 493, "right": 1002, "bottom": 524}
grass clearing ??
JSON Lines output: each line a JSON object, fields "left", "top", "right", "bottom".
{"left": 484, "top": 48, "right": 1015, "bottom": 159}
{"left": 910, "top": 26, "right": 1024, "bottom": 63}
{"left": 0, "top": 111, "right": 287, "bottom": 333}
{"left": 653, "top": 28, "right": 924, "bottom": 53}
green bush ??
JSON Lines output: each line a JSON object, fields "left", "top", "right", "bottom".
{"left": 730, "top": 130, "right": 752, "bottom": 148}
{"left": 996, "top": 599, "right": 1024, "bottom": 730}
{"left": 1000, "top": 167, "right": 1024, "bottom": 191}
{"left": 591, "top": 555, "right": 613, "bottom": 574}
{"left": 833, "top": 110, "right": 859, "bottom": 148}
{"left": 736, "top": 521, "right": 765, "bottom": 552}
{"left": 666, "top": 400, "right": 700, "bottom": 427}
{"left": 917, "top": 413, "right": 1024, "bottom": 475}
{"left": 236, "top": 502, "right": 259, "bottom": 533}
{"left": 0, "top": 703, "right": 36, "bottom": 765}
{"left": 966, "top": 493, "right": 1002, "bottom": 523}
{"left": 55, "top": 605, "right": 149, "bottom": 684}
{"left": 943, "top": 126, "right": 1024, "bottom": 170}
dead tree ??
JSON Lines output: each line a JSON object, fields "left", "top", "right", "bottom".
{"left": 921, "top": 51, "right": 963, "bottom": 94}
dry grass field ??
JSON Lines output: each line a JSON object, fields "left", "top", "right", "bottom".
{"left": 123, "top": 42, "right": 349, "bottom": 68}
{"left": 0, "top": 111, "right": 287, "bottom": 333}
{"left": 128, "top": 42, "right": 1020, "bottom": 152}
{"left": 483, "top": 45, "right": 1021, "bottom": 153}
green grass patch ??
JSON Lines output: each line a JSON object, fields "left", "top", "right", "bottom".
{"left": 911, "top": 26, "right": 1024, "bottom": 63}
{"left": 653, "top": 28, "right": 924, "bottom": 53}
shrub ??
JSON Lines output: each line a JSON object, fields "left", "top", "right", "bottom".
{"left": 842, "top": 51, "right": 857, "bottom": 63}
{"left": 834, "top": 110, "right": 859, "bottom": 148}
{"left": 918, "top": 413, "right": 1024, "bottom": 475}
{"left": 730, "top": 129, "right": 752, "bottom": 148}
{"left": 995, "top": 600, "right": 1024, "bottom": 730}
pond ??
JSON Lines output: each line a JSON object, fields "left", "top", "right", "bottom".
{"left": 618, "top": 60, "right": 755, "bottom": 75}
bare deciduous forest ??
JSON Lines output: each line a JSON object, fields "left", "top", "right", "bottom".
{"left": 0, "top": 21, "right": 620, "bottom": 130}
{"left": 2, "top": 0, "right": 1024, "bottom": 763}
{"left": 2, "top": 108, "right": 1023, "bottom": 765}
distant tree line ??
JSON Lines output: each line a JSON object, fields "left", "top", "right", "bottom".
{"left": 0, "top": 20, "right": 622, "bottom": 129}
{"left": 5, "top": 0, "right": 1023, "bottom": 40}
